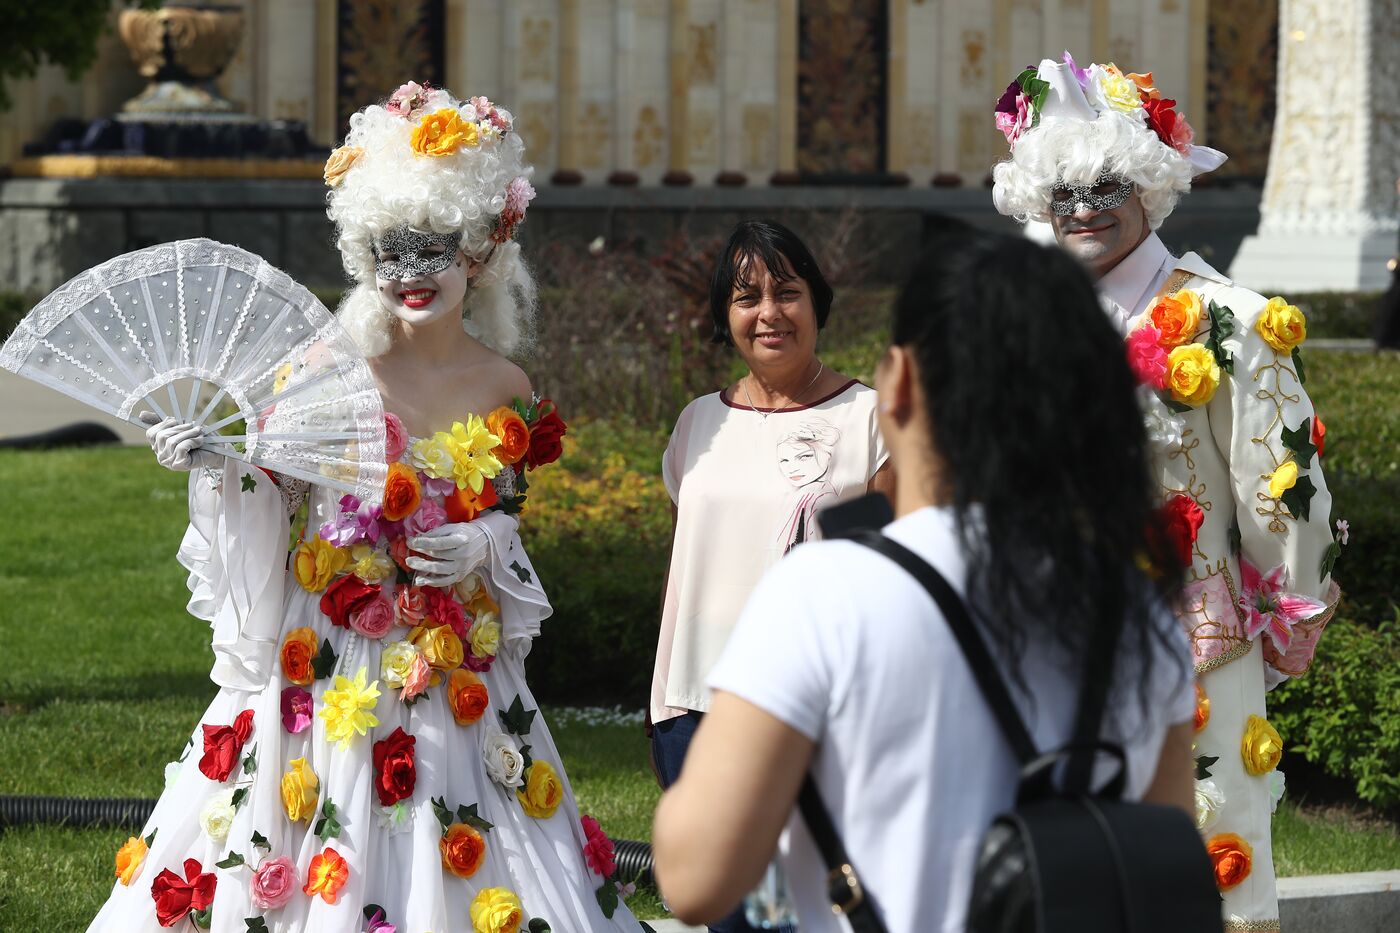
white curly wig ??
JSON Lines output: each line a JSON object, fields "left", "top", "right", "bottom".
{"left": 326, "top": 86, "right": 537, "bottom": 358}
{"left": 992, "top": 111, "right": 1194, "bottom": 230}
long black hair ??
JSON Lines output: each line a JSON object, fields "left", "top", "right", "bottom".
{"left": 892, "top": 232, "right": 1185, "bottom": 703}
{"left": 708, "top": 220, "right": 835, "bottom": 346}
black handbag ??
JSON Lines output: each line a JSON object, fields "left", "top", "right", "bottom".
{"left": 796, "top": 531, "right": 1222, "bottom": 933}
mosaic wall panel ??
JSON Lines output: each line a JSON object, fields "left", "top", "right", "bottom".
{"left": 337, "top": 0, "right": 445, "bottom": 133}
{"left": 796, "top": 0, "right": 887, "bottom": 177}
{"left": 1207, "top": 0, "right": 1278, "bottom": 178}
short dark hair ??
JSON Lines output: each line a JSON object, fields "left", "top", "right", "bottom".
{"left": 708, "top": 220, "right": 834, "bottom": 346}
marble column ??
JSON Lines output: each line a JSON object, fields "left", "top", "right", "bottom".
{"left": 1229, "top": 0, "right": 1400, "bottom": 291}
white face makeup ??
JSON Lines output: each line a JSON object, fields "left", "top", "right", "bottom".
{"left": 373, "top": 227, "right": 471, "bottom": 326}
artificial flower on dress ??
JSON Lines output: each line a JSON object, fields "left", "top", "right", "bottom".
{"left": 304, "top": 847, "right": 350, "bottom": 904}
{"left": 150, "top": 858, "right": 216, "bottom": 928}
{"left": 469, "top": 886, "right": 524, "bottom": 933}
{"left": 1237, "top": 557, "right": 1329, "bottom": 654}
{"left": 1205, "top": 834, "right": 1252, "bottom": 891}
{"left": 114, "top": 835, "right": 148, "bottom": 886}
{"left": 199, "top": 709, "right": 255, "bottom": 782}
{"left": 1241, "top": 715, "right": 1284, "bottom": 776}
{"left": 319, "top": 667, "right": 382, "bottom": 749}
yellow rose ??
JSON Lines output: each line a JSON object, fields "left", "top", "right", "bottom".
{"left": 379, "top": 639, "right": 419, "bottom": 688}
{"left": 1242, "top": 714, "right": 1283, "bottom": 775}
{"left": 469, "top": 615, "right": 502, "bottom": 659}
{"left": 115, "top": 835, "right": 147, "bottom": 886}
{"left": 411, "top": 435, "right": 457, "bottom": 480}
{"left": 412, "top": 624, "right": 465, "bottom": 670}
{"left": 1096, "top": 64, "right": 1143, "bottom": 113}
{"left": 1267, "top": 460, "right": 1299, "bottom": 499}
{"left": 350, "top": 543, "right": 396, "bottom": 584}
{"left": 1256, "top": 296, "right": 1307, "bottom": 353}
{"left": 1165, "top": 344, "right": 1221, "bottom": 407}
{"left": 323, "top": 145, "right": 363, "bottom": 187}
{"left": 517, "top": 760, "right": 563, "bottom": 819}
{"left": 469, "top": 886, "right": 523, "bottom": 933}
{"left": 294, "top": 536, "right": 349, "bottom": 592}
{"left": 411, "top": 108, "right": 480, "bottom": 157}
{"left": 281, "top": 757, "right": 320, "bottom": 822}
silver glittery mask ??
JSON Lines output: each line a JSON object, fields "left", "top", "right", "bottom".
{"left": 372, "top": 225, "right": 463, "bottom": 280}
{"left": 1048, "top": 171, "right": 1134, "bottom": 216}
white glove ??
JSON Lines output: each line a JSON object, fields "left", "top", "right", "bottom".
{"left": 407, "top": 521, "right": 493, "bottom": 588}
{"left": 139, "top": 411, "right": 215, "bottom": 473}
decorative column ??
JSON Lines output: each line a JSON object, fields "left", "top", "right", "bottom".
{"left": 1229, "top": 0, "right": 1400, "bottom": 291}
{"left": 771, "top": 0, "right": 798, "bottom": 184}
{"left": 552, "top": 0, "right": 583, "bottom": 184}
{"left": 662, "top": 0, "right": 693, "bottom": 185}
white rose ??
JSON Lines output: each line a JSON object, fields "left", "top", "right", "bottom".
{"left": 1194, "top": 778, "right": 1226, "bottom": 833}
{"left": 470, "top": 615, "right": 502, "bottom": 659}
{"left": 452, "top": 572, "right": 483, "bottom": 604}
{"left": 377, "top": 801, "right": 414, "bottom": 836}
{"left": 380, "top": 640, "right": 419, "bottom": 688}
{"left": 164, "top": 760, "right": 182, "bottom": 791}
{"left": 199, "top": 787, "right": 238, "bottom": 841}
{"left": 1267, "top": 770, "right": 1286, "bottom": 814}
{"left": 482, "top": 729, "right": 525, "bottom": 788}
{"left": 1138, "top": 385, "right": 1185, "bottom": 450}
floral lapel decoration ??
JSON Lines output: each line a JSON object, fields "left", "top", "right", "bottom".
{"left": 1125, "top": 287, "right": 1233, "bottom": 412}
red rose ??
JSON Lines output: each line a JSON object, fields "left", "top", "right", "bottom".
{"left": 525, "top": 399, "right": 567, "bottom": 470}
{"left": 199, "top": 709, "right": 255, "bottom": 782}
{"left": 371, "top": 726, "right": 417, "bottom": 806}
{"left": 320, "top": 576, "right": 381, "bottom": 628}
{"left": 421, "top": 586, "right": 468, "bottom": 638}
{"left": 1157, "top": 494, "right": 1205, "bottom": 568}
{"left": 1144, "top": 97, "right": 1194, "bottom": 154}
{"left": 1312, "top": 414, "right": 1326, "bottom": 459}
{"left": 581, "top": 814, "right": 617, "bottom": 877}
{"left": 151, "top": 857, "right": 217, "bottom": 927}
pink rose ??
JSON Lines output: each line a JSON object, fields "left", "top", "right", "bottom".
{"left": 405, "top": 498, "right": 447, "bottom": 536}
{"left": 994, "top": 92, "right": 1032, "bottom": 148}
{"left": 250, "top": 855, "right": 297, "bottom": 909}
{"left": 463, "top": 652, "right": 494, "bottom": 673}
{"left": 281, "top": 687, "right": 313, "bottom": 734}
{"left": 581, "top": 815, "right": 617, "bottom": 877}
{"left": 395, "top": 586, "right": 429, "bottom": 626}
{"left": 350, "top": 597, "right": 396, "bottom": 639}
{"left": 1126, "top": 324, "right": 1169, "bottom": 389}
{"left": 400, "top": 654, "right": 432, "bottom": 702}
{"left": 386, "top": 81, "right": 427, "bottom": 117}
{"left": 384, "top": 413, "right": 408, "bottom": 462}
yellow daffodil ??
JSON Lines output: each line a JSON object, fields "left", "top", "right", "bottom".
{"left": 318, "top": 666, "right": 381, "bottom": 749}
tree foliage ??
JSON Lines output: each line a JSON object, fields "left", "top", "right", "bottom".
{"left": 0, "top": 1, "right": 158, "bottom": 112}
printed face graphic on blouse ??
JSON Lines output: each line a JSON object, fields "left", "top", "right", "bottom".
{"left": 775, "top": 419, "right": 842, "bottom": 553}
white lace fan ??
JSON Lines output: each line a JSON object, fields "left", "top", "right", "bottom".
{"left": 0, "top": 239, "right": 387, "bottom": 501}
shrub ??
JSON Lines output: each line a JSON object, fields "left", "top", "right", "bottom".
{"left": 1270, "top": 611, "right": 1400, "bottom": 809}
{"left": 1, "top": 291, "right": 35, "bottom": 340}
{"left": 1289, "top": 291, "right": 1381, "bottom": 341}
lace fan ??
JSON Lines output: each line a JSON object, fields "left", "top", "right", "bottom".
{"left": 0, "top": 239, "right": 387, "bottom": 501}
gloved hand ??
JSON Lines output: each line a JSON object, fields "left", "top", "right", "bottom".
{"left": 139, "top": 411, "right": 215, "bottom": 473}
{"left": 407, "top": 521, "right": 493, "bottom": 588}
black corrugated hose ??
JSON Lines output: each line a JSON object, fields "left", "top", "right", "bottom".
{"left": 0, "top": 795, "right": 655, "bottom": 885}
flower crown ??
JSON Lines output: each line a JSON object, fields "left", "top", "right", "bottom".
{"left": 994, "top": 51, "right": 1196, "bottom": 157}
{"left": 324, "top": 81, "right": 536, "bottom": 244}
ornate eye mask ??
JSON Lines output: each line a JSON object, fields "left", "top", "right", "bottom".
{"left": 372, "top": 225, "right": 463, "bottom": 280}
{"left": 1048, "top": 172, "right": 1134, "bottom": 216}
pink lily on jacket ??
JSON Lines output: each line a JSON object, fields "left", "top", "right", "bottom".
{"left": 1237, "top": 557, "right": 1327, "bottom": 654}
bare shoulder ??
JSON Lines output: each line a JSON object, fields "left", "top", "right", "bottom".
{"left": 480, "top": 356, "right": 532, "bottom": 410}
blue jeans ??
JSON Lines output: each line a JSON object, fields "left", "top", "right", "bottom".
{"left": 652, "top": 711, "right": 777, "bottom": 933}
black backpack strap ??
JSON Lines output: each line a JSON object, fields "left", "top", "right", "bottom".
{"left": 852, "top": 531, "right": 1039, "bottom": 764}
{"left": 796, "top": 775, "right": 888, "bottom": 932}
{"left": 1064, "top": 593, "right": 1125, "bottom": 795}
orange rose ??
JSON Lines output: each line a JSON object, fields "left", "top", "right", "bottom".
{"left": 447, "top": 668, "right": 490, "bottom": 725}
{"left": 115, "top": 836, "right": 148, "bottom": 886}
{"left": 470, "top": 587, "right": 501, "bottom": 621}
{"left": 1193, "top": 683, "right": 1210, "bottom": 733}
{"left": 444, "top": 477, "right": 499, "bottom": 523}
{"left": 411, "top": 108, "right": 478, "bottom": 157}
{"left": 487, "top": 407, "right": 531, "bottom": 466}
{"left": 1206, "top": 833, "right": 1253, "bottom": 890}
{"left": 381, "top": 462, "right": 423, "bottom": 521}
{"left": 280, "top": 627, "right": 318, "bottom": 685}
{"left": 1148, "top": 290, "right": 1204, "bottom": 347}
{"left": 440, "top": 822, "right": 488, "bottom": 878}
{"left": 1126, "top": 71, "right": 1161, "bottom": 100}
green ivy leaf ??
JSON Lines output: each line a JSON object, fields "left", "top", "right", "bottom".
{"left": 245, "top": 919, "right": 270, "bottom": 933}
{"left": 495, "top": 494, "right": 527, "bottom": 515}
{"left": 1164, "top": 395, "right": 1195, "bottom": 414}
{"left": 240, "top": 473, "right": 258, "bottom": 493}
{"left": 144, "top": 827, "right": 158, "bottom": 847}
{"left": 515, "top": 469, "right": 530, "bottom": 494}
{"left": 1281, "top": 474, "right": 1318, "bottom": 522}
{"left": 520, "top": 744, "right": 534, "bottom": 772}
{"left": 312, "top": 639, "right": 339, "bottom": 680}
{"left": 528, "top": 919, "right": 553, "bottom": 933}
{"left": 241, "top": 744, "right": 258, "bottom": 775}
{"left": 595, "top": 880, "right": 620, "bottom": 919}
{"left": 1292, "top": 347, "right": 1307, "bottom": 385}
{"left": 499, "top": 695, "right": 537, "bottom": 737}
{"left": 231, "top": 787, "right": 249, "bottom": 810}
{"left": 456, "top": 802, "right": 495, "bottom": 834}
{"left": 1196, "top": 754, "right": 1219, "bottom": 780}
{"left": 250, "top": 830, "right": 270, "bottom": 851}
{"left": 315, "top": 799, "right": 342, "bottom": 841}
{"left": 431, "top": 796, "right": 454, "bottom": 833}
{"left": 192, "top": 907, "right": 213, "bottom": 930}
{"left": 509, "top": 560, "right": 533, "bottom": 584}
{"left": 1228, "top": 517, "right": 1242, "bottom": 556}
{"left": 1281, "top": 418, "right": 1318, "bottom": 464}
{"left": 1204, "top": 301, "right": 1237, "bottom": 375}
{"left": 1320, "top": 539, "right": 1343, "bottom": 582}
{"left": 216, "top": 851, "right": 245, "bottom": 869}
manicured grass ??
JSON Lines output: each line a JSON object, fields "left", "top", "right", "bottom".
{"left": 1274, "top": 800, "right": 1400, "bottom": 876}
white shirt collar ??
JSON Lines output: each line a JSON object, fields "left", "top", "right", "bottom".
{"left": 1097, "top": 232, "right": 1175, "bottom": 333}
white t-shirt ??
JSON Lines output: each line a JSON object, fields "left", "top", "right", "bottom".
{"left": 652, "top": 380, "right": 888, "bottom": 722}
{"left": 708, "top": 506, "right": 1196, "bottom": 933}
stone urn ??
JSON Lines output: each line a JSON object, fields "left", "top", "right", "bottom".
{"left": 117, "top": 2, "right": 246, "bottom": 120}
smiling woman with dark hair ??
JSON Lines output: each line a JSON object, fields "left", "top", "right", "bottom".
{"left": 648, "top": 219, "right": 893, "bottom": 932}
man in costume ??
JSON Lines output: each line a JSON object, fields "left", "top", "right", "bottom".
{"left": 991, "top": 56, "right": 1343, "bottom": 931}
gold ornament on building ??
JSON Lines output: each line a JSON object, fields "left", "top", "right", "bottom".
{"left": 117, "top": 2, "right": 246, "bottom": 118}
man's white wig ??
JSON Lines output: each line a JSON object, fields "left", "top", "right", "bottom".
{"left": 991, "top": 57, "right": 1226, "bottom": 230}
{"left": 326, "top": 85, "right": 537, "bottom": 357}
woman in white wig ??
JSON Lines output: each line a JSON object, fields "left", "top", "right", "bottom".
{"left": 93, "top": 83, "right": 645, "bottom": 932}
